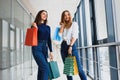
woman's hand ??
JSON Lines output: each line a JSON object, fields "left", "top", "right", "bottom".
{"left": 32, "top": 22, "right": 37, "bottom": 28}
{"left": 68, "top": 46, "right": 72, "bottom": 54}
{"left": 59, "top": 23, "right": 65, "bottom": 33}
{"left": 49, "top": 52, "right": 53, "bottom": 60}
{"left": 60, "top": 23, "right": 65, "bottom": 28}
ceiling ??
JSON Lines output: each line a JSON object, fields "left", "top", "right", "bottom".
{"left": 20, "top": 0, "right": 80, "bottom": 34}
{"left": 21, "top": 0, "right": 80, "bottom": 17}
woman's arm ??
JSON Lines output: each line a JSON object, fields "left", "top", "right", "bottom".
{"left": 48, "top": 27, "right": 53, "bottom": 60}
{"left": 31, "top": 22, "right": 37, "bottom": 28}
{"left": 69, "top": 37, "right": 76, "bottom": 47}
{"left": 70, "top": 22, "right": 79, "bottom": 46}
{"left": 68, "top": 22, "right": 79, "bottom": 54}
{"left": 59, "top": 23, "right": 65, "bottom": 37}
{"left": 48, "top": 28, "right": 53, "bottom": 52}
{"left": 68, "top": 37, "right": 76, "bottom": 54}
{"left": 59, "top": 23, "right": 65, "bottom": 33}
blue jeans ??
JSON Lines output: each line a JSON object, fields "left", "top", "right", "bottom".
{"left": 32, "top": 40, "right": 50, "bottom": 80}
{"left": 61, "top": 41, "right": 87, "bottom": 80}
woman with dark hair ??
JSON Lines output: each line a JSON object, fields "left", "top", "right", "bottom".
{"left": 59, "top": 10, "right": 87, "bottom": 80}
{"left": 31, "top": 10, "right": 53, "bottom": 80}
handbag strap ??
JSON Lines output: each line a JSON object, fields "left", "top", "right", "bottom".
{"left": 67, "top": 54, "right": 72, "bottom": 57}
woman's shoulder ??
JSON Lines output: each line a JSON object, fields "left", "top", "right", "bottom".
{"left": 46, "top": 24, "right": 50, "bottom": 28}
{"left": 45, "top": 25, "right": 51, "bottom": 30}
{"left": 71, "top": 22, "right": 78, "bottom": 29}
{"left": 72, "top": 21, "right": 78, "bottom": 25}
{"left": 71, "top": 22, "right": 78, "bottom": 27}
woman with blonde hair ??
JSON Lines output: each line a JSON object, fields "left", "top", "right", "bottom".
{"left": 59, "top": 10, "right": 87, "bottom": 80}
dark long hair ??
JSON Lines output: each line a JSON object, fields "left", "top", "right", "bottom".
{"left": 34, "top": 10, "right": 48, "bottom": 26}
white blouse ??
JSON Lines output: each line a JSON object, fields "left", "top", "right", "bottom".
{"left": 59, "top": 22, "right": 79, "bottom": 45}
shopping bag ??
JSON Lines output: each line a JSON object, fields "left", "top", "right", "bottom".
{"left": 73, "top": 56, "right": 79, "bottom": 75}
{"left": 49, "top": 61, "right": 60, "bottom": 79}
{"left": 63, "top": 56, "right": 74, "bottom": 76}
{"left": 53, "top": 27, "right": 62, "bottom": 41}
{"left": 24, "top": 27, "right": 38, "bottom": 46}
{"left": 63, "top": 56, "right": 79, "bottom": 76}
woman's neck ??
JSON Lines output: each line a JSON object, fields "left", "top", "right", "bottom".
{"left": 65, "top": 22, "right": 72, "bottom": 29}
{"left": 41, "top": 20, "right": 44, "bottom": 24}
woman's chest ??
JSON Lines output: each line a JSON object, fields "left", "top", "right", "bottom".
{"left": 38, "top": 26, "right": 49, "bottom": 34}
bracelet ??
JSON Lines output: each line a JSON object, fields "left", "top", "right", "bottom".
{"left": 69, "top": 45, "right": 72, "bottom": 47}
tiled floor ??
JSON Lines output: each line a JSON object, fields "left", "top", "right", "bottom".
{"left": 27, "top": 43, "right": 90, "bottom": 80}
{"left": 0, "top": 60, "right": 37, "bottom": 80}
{"left": 0, "top": 43, "right": 91, "bottom": 80}
{"left": 27, "top": 70, "right": 81, "bottom": 80}
{"left": 0, "top": 55, "right": 90, "bottom": 80}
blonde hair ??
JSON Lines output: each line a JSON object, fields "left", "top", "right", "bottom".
{"left": 60, "top": 10, "right": 72, "bottom": 28}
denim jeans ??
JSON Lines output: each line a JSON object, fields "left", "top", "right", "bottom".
{"left": 32, "top": 40, "right": 50, "bottom": 80}
{"left": 61, "top": 41, "right": 87, "bottom": 80}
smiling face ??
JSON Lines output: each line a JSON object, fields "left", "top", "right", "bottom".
{"left": 40, "top": 11, "right": 48, "bottom": 22}
{"left": 61, "top": 10, "right": 72, "bottom": 24}
{"left": 60, "top": 10, "right": 72, "bottom": 28}
{"left": 64, "top": 11, "right": 71, "bottom": 22}
{"left": 34, "top": 10, "right": 48, "bottom": 25}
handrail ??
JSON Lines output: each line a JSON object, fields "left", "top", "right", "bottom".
{"left": 77, "top": 42, "right": 120, "bottom": 49}
{"left": 77, "top": 42, "right": 120, "bottom": 80}
{"left": 53, "top": 41, "right": 120, "bottom": 80}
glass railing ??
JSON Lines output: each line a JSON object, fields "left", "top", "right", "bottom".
{"left": 77, "top": 42, "right": 120, "bottom": 80}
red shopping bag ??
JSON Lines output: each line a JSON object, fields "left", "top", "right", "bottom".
{"left": 24, "top": 27, "right": 38, "bottom": 46}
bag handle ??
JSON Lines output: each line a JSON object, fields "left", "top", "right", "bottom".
{"left": 67, "top": 54, "right": 72, "bottom": 57}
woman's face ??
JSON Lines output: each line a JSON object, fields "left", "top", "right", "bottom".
{"left": 64, "top": 12, "right": 70, "bottom": 22}
{"left": 41, "top": 11, "right": 47, "bottom": 21}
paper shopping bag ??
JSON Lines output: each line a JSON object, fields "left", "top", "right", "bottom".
{"left": 24, "top": 27, "right": 38, "bottom": 46}
{"left": 49, "top": 61, "right": 60, "bottom": 79}
{"left": 73, "top": 56, "right": 79, "bottom": 75}
{"left": 53, "top": 27, "right": 62, "bottom": 41}
{"left": 63, "top": 56, "right": 79, "bottom": 76}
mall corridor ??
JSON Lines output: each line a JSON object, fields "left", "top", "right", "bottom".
{"left": 0, "top": 0, "right": 120, "bottom": 80}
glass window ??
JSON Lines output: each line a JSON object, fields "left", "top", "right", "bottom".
{"left": 94, "top": 0, "right": 108, "bottom": 40}
{"left": 97, "top": 47, "right": 110, "bottom": 80}
{"left": 114, "top": 0, "right": 120, "bottom": 41}
{"left": 10, "top": 24, "right": 16, "bottom": 66}
{"left": 94, "top": 0, "right": 111, "bottom": 80}
{"left": 16, "top": 28, "right": 20, "bottom": 50}
{"left": 10, "top": 24, "right": 15, "bottom": 50}
{"left": 84, "top": 0, "right": 94, "bottom": 78}
{"left": 2, "top": 20, "right": 9, "bottom": 49}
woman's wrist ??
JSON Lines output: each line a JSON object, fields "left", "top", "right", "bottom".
{"left": 50, "top": 51, "right": 53, "bottom": 53}
{"left": 59, "top": 27, "right": 64, "bottom": 33}
{"left": 69, "top": 45, "right": 72, "bottom": 47}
